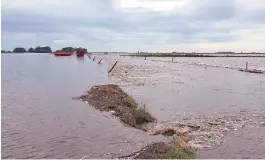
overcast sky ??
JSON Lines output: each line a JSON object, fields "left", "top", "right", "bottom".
{"left": 2, "top": 0, "right": 265, "bottom": 52}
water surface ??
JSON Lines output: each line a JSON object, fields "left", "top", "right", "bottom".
{"left": 104, "top": 55, "right": 265, "bottom": 158}
{"left": 1, "top": 54, "right": 164, "bottom": 159}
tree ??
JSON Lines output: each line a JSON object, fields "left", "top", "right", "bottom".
{"left": 76, "top": 47, "right": 87, "bottom": 52}
{"left": 62, "top": 47, "right": 74, "bottom": 52}
{"left": 13, "top": 47, "right": 27, "bottom": 53}
{"left": 28, "top": 48, "right": 35, "bottom": 53}
{"left": 34, "top": 46, "right": 52, "bottom": 53}
{"left": 61, "top": 47, "right": 87, "bottom": 53}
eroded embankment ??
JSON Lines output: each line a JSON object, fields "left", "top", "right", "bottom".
{"left": 73, "top": 84, "right": 196, "bottom": 159}
{"left": 73, "top": 83, "right": 265, "bottom": 159}
{"left": 73, "top": 84, "right": 265, "bottom": 158}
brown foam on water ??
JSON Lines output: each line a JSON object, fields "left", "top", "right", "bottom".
{"left": 143, "top": 109, "right": 265, "bottom": 151}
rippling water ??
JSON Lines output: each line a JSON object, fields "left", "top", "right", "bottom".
{"left": 151, "top": 57, "right": 265, "bottom": 71}
{"left": 1, "top": 54, "right": 165, "bottom": 159}
{"left": 103, "top": 55, "right": 265, "bottom": 158}
{"left": 2, "top": 54, "right": 265, "bottom": 158}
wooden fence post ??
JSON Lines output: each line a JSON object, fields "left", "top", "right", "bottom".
{"left": 108, "top": 61, "right": 118, "bottom": 73}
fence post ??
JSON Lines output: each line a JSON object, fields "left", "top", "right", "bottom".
{"left": 108, "top": 61, "right": 118, "bottom": 73}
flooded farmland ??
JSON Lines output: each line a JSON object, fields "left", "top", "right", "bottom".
{"left": 103, "top": 55, "right": 265, "bottom": 158}
{"left": 1, "top": 54, "right": 265, "bottom": 158}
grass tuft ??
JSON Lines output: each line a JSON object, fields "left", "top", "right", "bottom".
{"left": 127, "top": 95, "right": 137, "bottom": 107}
{"left": 133, "top": 107, "right": 156, "bottom": 125}
{"left": 163, "top": 146, "right": 196, "bottom": 159}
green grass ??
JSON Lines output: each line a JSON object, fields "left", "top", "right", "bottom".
{"left": 162, "top": 146, "right": 196, "bottom": 159}
{"left": 126, "top": 95, "right": 155, "bottom": 125}
{"left": 127, "top": 95, "right": 137, "bottom": 107}
{"left": 134, "top": 107, "right": 156, "bottom": 125}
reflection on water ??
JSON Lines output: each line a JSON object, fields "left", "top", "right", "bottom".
{"left": 76, "top": 56, "right": 85, "bottom": 63}
{"left": 1, "top": 54, "right": 165, "bottom": 159}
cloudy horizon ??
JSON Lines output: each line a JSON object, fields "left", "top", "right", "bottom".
{"left": 2, "top": 0, "right": 265, "bottom": 52}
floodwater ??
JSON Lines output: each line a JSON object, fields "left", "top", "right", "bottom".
{"left": 103, "top": 55, "right": 265, "bottom": 158}
{"left": 151, "top": 56, "right": 265, "bottom": 71}
{"left": 1, "top": 54, "right": 165, "bottom": 159}
{"left": 2, "top": 54, "right": 265, "bottom": 158}
{"left": 104, "top": 55, "right": 265, "bottom": 118}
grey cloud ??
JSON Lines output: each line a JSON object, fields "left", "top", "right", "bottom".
{"left": 1, "top": 0, "right": 265, "bottom": 51}
{"left": 184, "top": 0, "right": 235, "bottom": 21}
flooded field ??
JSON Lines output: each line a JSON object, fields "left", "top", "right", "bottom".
{"left": 2, "top": 54, "right": 265, "bottom": 158}
{"left": 100, "top": 55, "right": 265, "bottom": 158}
{"left": 151, "top": 56, "right": 265, "bottom": 71}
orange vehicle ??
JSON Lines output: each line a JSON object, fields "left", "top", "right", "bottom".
{"left": 76, "top": 50, "right": 86, "bottom": 57}
{"left": 55, "top": 51, "right": 72, "bottom": 56}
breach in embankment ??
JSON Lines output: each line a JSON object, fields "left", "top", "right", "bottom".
{"left": 73, "top": 84, "right": 196, "bottom": 159}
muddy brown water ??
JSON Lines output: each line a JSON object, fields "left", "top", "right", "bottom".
{"left": 2, "top": 54, "right": 265, "bottom": 158}
{"left": 105, "top": 55, "right": 265, "bottom": 158}
{"left": 1, "top": 54, "right": 165, "bottom": 159}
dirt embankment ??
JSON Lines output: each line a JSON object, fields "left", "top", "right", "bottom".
{"left": 73, "top": 84, "right": 155, "bottom": 129}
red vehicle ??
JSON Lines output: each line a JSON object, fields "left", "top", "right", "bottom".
{"left": 76, "top": 50, "right": 86, "bottom": 57}
{"left": 55, "top": 51, "right": 72, "bottom": 56}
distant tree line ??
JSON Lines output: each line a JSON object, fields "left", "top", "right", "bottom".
{"left": 27, "top": 46, "right": 52, "bottom": 53}
{"left": 0, "top": 46, "right": 53, "bottom": 53}
{"left": 1, "top": 50, "right": 12, "bottom": 53}
{"left": 60, "top": 47, "right": 87, "bottom": 52}
{"left": 2, "top": 46, "right": 88, "bottom": 53}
